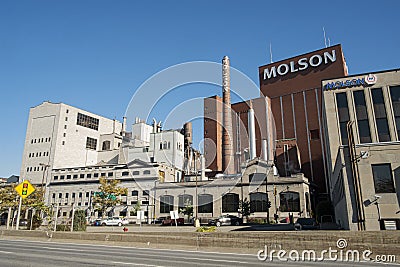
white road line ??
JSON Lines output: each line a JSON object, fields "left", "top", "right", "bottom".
{"left": 0, "top": 251, "right": 13, "bottom": 254}
{"left": 112, "top": 262, "right": 164, "bottom": 267}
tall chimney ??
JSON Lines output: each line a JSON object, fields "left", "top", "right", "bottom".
{"left": 248, "top": 100, "right": 256, "bottom": 160}
{"left": 222, "top": 56, "right": 235, "bottom": 174}
{"left": 122, "top": 116, "right": 127, "bottom": 136}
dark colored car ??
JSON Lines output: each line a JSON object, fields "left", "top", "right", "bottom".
{"left": 161, "top": 217, "right": 184, "bottom": 226}
{"left": 152, "top": 217, "right": 166, "bottom": 224}
{"left": 294, "top": 218, "right": 319, "bottom": 230}
{"left": 209, "top": 215, "right": 243, "bottom": 227}
{"left": 91, "top": 219, "right": 102, "bottom": 226}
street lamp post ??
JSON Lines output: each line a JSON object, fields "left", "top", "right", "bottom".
{"left": 39, "top": 163, "right": 50, "bottom": 201}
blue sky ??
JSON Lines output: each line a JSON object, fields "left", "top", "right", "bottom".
{"left": 1, "top": 0, "right": 399, "bottom": 177}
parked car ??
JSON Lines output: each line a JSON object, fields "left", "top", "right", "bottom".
{"left": 209, "top": 215, "right": 243, "bottom": 227}
{"left": 152, "top": 217, "right": 166, "bottom": 224}
{"left": 91, "top": 219, "right": 102, "bottom": 226}
{"left": 294, "top": 218, "right": 319, "bottom": 230}
{"left": 100, "top": 217, "right": 129, "bottom": 226}
{"left": 161, "top": 216, "right": 184, "bottom": 226}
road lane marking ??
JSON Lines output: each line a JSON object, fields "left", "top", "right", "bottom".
{"left": 0, "top": 251, "right": 13, "bottom": 254}
{"left": 112, "top": 262, "right": 164, "bottom": 267}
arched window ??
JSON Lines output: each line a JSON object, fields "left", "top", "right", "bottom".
{"left": 178, "top": 194, "right": 193, "bottom": 211}
{"left": 250, "top": 192, "right": 268, "bottom": 212}
{"left": 102, "top": 141, "right": 111, "bottom": 151}
{"left": 160, "top": 195, "right": 174, "bottom": 213}
{"left": 163, "top": 141, "right": 168, "bottom": 149}
{"left": 222, "top": 193, "right": 239, "bottom": 213}
{"left": 198, "top": 194, "right": 213, "bottom": 213}
{"left": 279, "top": 192, "right": 300, "bottom": 212}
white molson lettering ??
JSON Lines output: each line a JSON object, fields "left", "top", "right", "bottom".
{"left": 264, "top": 50, "right": 336, "bottom": 80}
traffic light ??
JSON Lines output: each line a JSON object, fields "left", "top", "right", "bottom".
{"left": 22, "top": 183, "right": 28, "bottom": 196}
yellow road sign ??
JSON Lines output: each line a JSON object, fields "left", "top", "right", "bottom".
{"left": 14, "top": 180, "right": 35, "bottom": 199}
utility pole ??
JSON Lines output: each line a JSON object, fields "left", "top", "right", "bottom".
{"left": 70, "top": 204, "right": 75, "bottom": 232}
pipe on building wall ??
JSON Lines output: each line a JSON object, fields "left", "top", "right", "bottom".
{"left": 248, "top": 101, "right": 257, "bottom": 160}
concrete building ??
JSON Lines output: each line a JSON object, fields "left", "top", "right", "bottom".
{"left": 323, "top": 69, "right": 400, "bottom": 230}
{"left": 20, "top": 101, "right": 123, "bottom": 194}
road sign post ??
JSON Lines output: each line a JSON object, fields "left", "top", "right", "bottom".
{"left": 14, "top": 180, "right": 36, "bottom": 230}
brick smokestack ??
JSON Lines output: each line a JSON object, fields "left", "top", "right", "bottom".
{"left": 222, "top": 56, "right": 235, "bottom": 174}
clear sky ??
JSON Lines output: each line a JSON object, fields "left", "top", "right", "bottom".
{"left": 1, "top": 0, "right": 399, "bottom": 177}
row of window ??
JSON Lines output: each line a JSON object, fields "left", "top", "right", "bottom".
{"left": 28, "top": 151, "right": 49, "bottom": 158}
{"left": 158, "top": 192, "right": 300, "bottom": 214}
{"left": 53, "top": 170, "right": 152, "bottom": 181}
{"left": 54, "top": 172, "right": 114, "bottom": 180}
{"left": 30, "top": 137, "right": 51, "bottom": 144}
{"left": 336, "top": 86, "right": 400, "bottom": 145}
{"left": 26, "top": 166, "right": 47, "bottom": 172}
{"left": 159, "top": 141, "right": 183, "bottom": 151}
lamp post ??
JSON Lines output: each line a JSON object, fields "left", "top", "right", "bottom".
{"left": 153, "top": 180, "right": 158, "bottom": 224}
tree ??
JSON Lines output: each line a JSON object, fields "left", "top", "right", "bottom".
{"left": 92, "top": 177, "right": 128, "bottom": 218}
{"left": 0, "top": 184, "right": 19, "bottom": 212}
{"left": 73, "top": 210, "right": 87, "bottom": 231}
{"left": 179, "top": 199, "right": 193, "bottom": 221}
{"left": 239, "top": 198, "right": 251, "bottom": 220}
{"left": 130, "top": 200, "right": 141, "bottom": 216}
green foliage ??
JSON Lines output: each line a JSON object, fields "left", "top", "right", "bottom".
{"left": 93, "top": 177, "right": 128, "bottom": 218}
{"left": 179, "top": 199, "right": 193, "bottom": 219}
{"left": 73, "top": 210, "right": 87, "bottom": 231}
{"left": 239, "top": 198, "right": 251, "bottom": 218}
{"left": 56, "top": 224, "right": 70, "bottom": 231}
{"left": 27, "top": 214, "right": 43, "bottom": 230}
{"left": 130, "top": 201, "right": 141, "bottom": 216}
{"left": 196, "top": 226, "right": 216, "bottom": 232}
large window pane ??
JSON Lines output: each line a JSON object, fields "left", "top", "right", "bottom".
{"left": 222, "top": 193, "right": 239, "bottom": 213}
{"left": 353, "top": 90, "right": 371, "bottom": 143}
{"left": 372, "top": 164, "right": 395, "bottom": 193}
{"left": 250, "top": 192, "right": 267, "bottom": 212}
{"left": 371, "top": 88, "right": 391, "bottom": 142}
{"left": 336, "top": 93, "right": 350, "bottom": 145}
{"left": 160, "top": 195, "right": 174, "bottom": 213}
{"left": 178, "top": 194, "right": 193, "bottom": 211}
{"left": 198, "top": 194, "right": 213, "bottom": 213}
{"left": 279, "top": 192, "right": 300, "bottom": 212}
{"left": 389, "top": 86, "right": 400, "bottom": 139}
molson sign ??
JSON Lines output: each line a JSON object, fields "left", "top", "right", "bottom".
{"left": 324, "top": 74, "right": 377, "bottom": 90}
{"left": 263, "top": 50, "right": 337, "bottom": 80}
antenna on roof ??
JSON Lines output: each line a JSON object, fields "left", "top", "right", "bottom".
{"left": 269, "top": 42, "right": 273, "bottom": 63}
{"left": 323, "top": 27, "right": 327, "bottom": 48}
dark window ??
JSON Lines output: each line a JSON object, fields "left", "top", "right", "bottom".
{"left": 372, "top": 164, "right": 395, "bottom": 193}
{"left": 353, "top": 90, "right": 371, "bottom": 143}
{"left": 94, "top": 173, "right": 99, "bottom": 178}
{"left": 222, "top": 193, "right": 239, "bottom": 213}
{"left": 67, "top": 175, "right": 71, "bottom": 179}
{"left": 73, "top": 174, "right": 78, "bottom": 179}
{"left": 86, "top": 137, "right": 97, "bottom": 150}
{"left": 54, "top": 176, "right": 58, "bottom": 180}
{"left": 143, "top": 190, "right": 149, "bottom": 196}
{"left": 72, "top": 193, "right": 76, "bottom": 198}
{"left": 279, "top": 192, "right": 300, "bottom": 212}
{"left": 132, "top": 190, "right": 138, "bottom": 197}
{"left": 372, "top": 88, "right": 391, "bottom": 142}
{"left": 132, "top": 171, "right": 139, "bottom": 175}
{"left": 119, "top": 210, "right": 127, "bottom": 217}
{"left": 108, "top": 172, "right": 113, "bottom": 177}
{"left": 310, "top": 129, "right": 320, "bottom": 140}
{"left": 60, "top": 175, "right": 65, "bottom": 180}
{"left": 160, "top": 195, "right": 174, "bottom": 213}
{"left": 336, "top": 92, "right": 350, "bottom": 145}
{"left": 79, "top": 192, "right": 83, "bottom": 198}
{"left": 122, "top": 171, "right": 129, "bottom": 176}
{"left": 198, "top": 194, "right": 213, "bottom": 213}
{"left": 87, "top": 173, "right": 92, "bottom": 178}
{"left": 65, "top": 193, "right": 69, "bottom": 199}
{"left": 389, "top": 86, "right": 400, "bottom": 139}
{"left": 102, "top": 141, "right": 111, "bottom": 151}
{"left": 250, "top": 192, "right": 268, "bottom": 212}
{"left": 58, "top": 193, "right": 62, "bottom": 198}
{"left": 178, "top": 194, "right": 193, "bottom": 211}
{"left": 143, "top": 170, "right": 151, "bottom": 175}
{"left": 101, "top": 173, "right": 106, "bottom": 177}
{"left": 52, "top": 193, "right": 55, "bottom": 199}
{"left": 142, "top": 200, "right": 149, "bottom": 205}
{"left": 80, "top": 174, "right": 85, "bottom": 178}
{"left": 86, "top": 192, "right": 89, "bottom": 197}
{"left": 77, "top": 113, "right": 99, "bottom": 131}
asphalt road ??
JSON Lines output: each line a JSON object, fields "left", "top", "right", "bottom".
{"left": 0, "top": 239, "right": 397, "bottom": 267}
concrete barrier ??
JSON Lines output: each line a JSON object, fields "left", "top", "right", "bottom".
{"left": 1, "top": 229, "right": 399, "bottom": 261}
